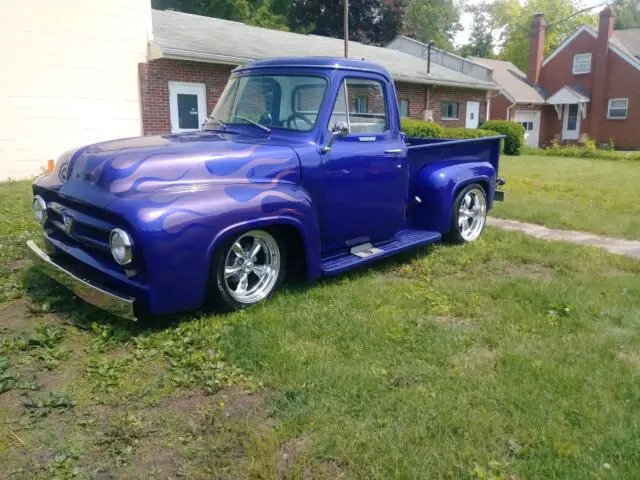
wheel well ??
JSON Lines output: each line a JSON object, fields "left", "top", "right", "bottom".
{"left": 268, "top": 224, "right": 307, "bottom": 282}
{"left": 454, "top": 179, "right": 489, "bottom": 202}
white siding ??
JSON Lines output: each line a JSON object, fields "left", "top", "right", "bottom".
{"left": 0, "top": 0, "right": 152, "bottom": 180}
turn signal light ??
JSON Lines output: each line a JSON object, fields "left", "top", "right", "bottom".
{"left": 47, "top": 159, "right": 54, "bottom": 172}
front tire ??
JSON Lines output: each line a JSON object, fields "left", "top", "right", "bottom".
{"left": 446, "top": 184, "right": 487, "bottom": 244}
{"left": 211, "top": 229, "right": 285, "bottom": 311}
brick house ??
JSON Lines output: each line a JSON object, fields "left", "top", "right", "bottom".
{"left": 1, "top": 3, "right": 499, "bottom": 180}
{"left": 468, "top": 57, "right": 546, "bottom": 147}
{"left": 386, "top": 36, "right": 498, "bottom": 129}
{"left": 472, "top": 7, "right": 640, "bottom": 149}
{"left": 143, "top": 10, "right": 498, "bottom": 137}
{"left": 535, "top": 7, "right": 640, "bottom": 149}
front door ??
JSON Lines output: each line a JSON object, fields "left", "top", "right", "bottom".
{"left": 562, "top": 104, "right": 580, "bottom": 141}
{"left": 319, "top": 76, "right": 407, "bottom": 252}
{"left": 466, "top": 101, "right": 480, "bottom": 128}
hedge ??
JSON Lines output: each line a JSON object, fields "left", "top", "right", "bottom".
{"left": 522, "top": 145, "right": 640, "bottom": 161}
{"left": 400, "top": 118, "right": 499, "bottom": 140}
{"left": 480, "top": 120, "right": 524, "bottom": 156}
{"left": 440, "top": 127, "right": 501, "bottom": 139}
{"left": 400, "top": 119, "right": 443, "bottom": 138}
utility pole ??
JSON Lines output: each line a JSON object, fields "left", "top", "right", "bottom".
{"left": 344, "top": 0, "right": 349, "bottom": 58}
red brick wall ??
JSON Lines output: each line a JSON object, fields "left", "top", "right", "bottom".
{"left": 394, "top": 82, "right": 488, "bottom": 126}
{"left": 139, "top": 60, "right": 490, "bottom": 135}
{"left": 538, "top": 30, "right": 640, "bottom": 148}
{"left": 395, "top": 82, "right": 426, "bottom": 119}
{"left": 138, "top": 59, "right": 233, "bottom": 135}
{"left": 428, "top": 86, "right": 487, "bottom": 127}
{"left": 489, "top": 93, "right": 512, "bottom": 120}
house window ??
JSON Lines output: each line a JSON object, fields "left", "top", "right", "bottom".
{"left": 519, "top": 121, "right": 534, "bottom": 131}
{"left": 572, "top": 53, "right": 592, "bottom": 74}
{"left": 355, "top": 96, "right": 368, "bottom": 114}
{"left": 398, "top": 99, "right": 410, "bottom": 118}
{"left": 169, "top": 82, "right": 207, "bottom": 133}
{"left": 607, "top": 98, "right": 628, "bottom": 119}
{"left": 441, "top": 102, "right": 459, "bottom": 120}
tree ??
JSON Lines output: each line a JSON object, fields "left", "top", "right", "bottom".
{"left": 457, "top": 2, "right": 496, "bottom": 58}
{"left": 402, "top": 0, "right": 462, "bottom": 50}
{"left": 614, "top": 0, "right": 640, "bottom": 29}
{"left": 493, "top": 0, "right": 598, "bottom": 71}
{"left": 152, "top": 0, "right": 290, "bottom": 30}
{"left": 288, "top": 0, "right": 406, "bottom": 46}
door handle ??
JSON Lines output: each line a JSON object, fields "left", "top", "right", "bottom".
{"left": 384, "top": 149, "right": 403, "bottom": 156}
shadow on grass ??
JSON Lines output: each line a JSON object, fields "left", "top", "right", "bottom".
{"left": 21, "top": 241, "right": 447, "bottom": 337}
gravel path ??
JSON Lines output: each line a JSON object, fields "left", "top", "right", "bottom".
{"left": 487, "top": 217, "right": 640, "bottom": 259}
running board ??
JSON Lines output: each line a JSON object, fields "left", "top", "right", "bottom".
{"left": 320, "top": 229, "right": 441, "bottom": 275}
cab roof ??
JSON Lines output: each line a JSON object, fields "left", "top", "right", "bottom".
{"left": 232, "top": 57, "right": 391, "bottom": 77}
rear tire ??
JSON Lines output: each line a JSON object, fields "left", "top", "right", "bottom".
{"left": 210, "top": 229, "right": 286, "bottom": 311}
{"left": 445, "top": 184, "right": 487, "bottom": 244}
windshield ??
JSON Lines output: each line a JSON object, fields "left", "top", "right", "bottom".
{"left": 208, "top": 75, "right": 328, "bottom": 133}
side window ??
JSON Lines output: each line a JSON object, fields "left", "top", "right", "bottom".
{"left": 347, "top": 79, "right": 387, "bottom": 133}
{"left": 328, "top": 78, "right": 388, "bottom": 134}
{"left": 328, "top": 82, "right": 348, "bottom": 129}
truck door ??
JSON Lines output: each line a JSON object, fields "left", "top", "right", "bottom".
{"left": 319, "top": 76, "right": 408, "bottom": 251}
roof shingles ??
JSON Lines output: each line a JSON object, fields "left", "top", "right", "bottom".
{"left": 151, "top": 9, "right": 498, "bottom": 90}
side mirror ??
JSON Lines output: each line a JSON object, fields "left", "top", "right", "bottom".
{"left": 321, "top": 121, "right": 349, "bottom": 153}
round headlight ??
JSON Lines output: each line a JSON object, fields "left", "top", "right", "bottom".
{"left": 33, "top": 195, "right": 48, "bottom": 225}
{"left": 109, "top": 228, "right": 133, "bottom": 265}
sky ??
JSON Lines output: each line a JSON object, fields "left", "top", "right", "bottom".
{"left": 453, "top": 0, "right": 609, "bottom": 47}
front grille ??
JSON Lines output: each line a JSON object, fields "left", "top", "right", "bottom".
{"left": 47, "top": 201, "right": 113, "bottom": 254}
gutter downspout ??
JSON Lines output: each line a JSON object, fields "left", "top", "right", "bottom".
{"left": 506, "top": 100, "right": 517, "bottom": 121}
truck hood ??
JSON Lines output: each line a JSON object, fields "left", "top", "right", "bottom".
{"left": 51, "top": 132, "right": 301, "bottom": 205}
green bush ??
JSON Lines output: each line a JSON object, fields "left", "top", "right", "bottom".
{"left": 400, "top": 118, "right": 500, "bottom": 140}
{"left": 400, "top": 118, "right": 443, "bottom": 138}
{"left": 522, "top": 145, "right": 640, "bottom": 161}
{"left": 440, "top": 127, "right": 500, "bottom": 139}
{"left": 481, "top": 120, "right": 524, "bottom": 156}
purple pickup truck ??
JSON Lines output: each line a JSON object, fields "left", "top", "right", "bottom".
{"left": 27, "top": 57, "right": 504, "bottom": 320}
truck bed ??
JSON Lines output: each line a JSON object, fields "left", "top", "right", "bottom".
{"left": 405, "top": 136, "right": 503, "bottom": 185}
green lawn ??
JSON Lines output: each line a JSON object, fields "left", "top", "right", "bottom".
{"left": 491, "top": 155, "right": 640, "bottom": 240}
{"left": 2, "top": 179, "right": 640, "bottom": 479}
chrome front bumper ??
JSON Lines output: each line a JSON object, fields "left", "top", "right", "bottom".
{"left": 26, "top": 240, "right": 137, "bottom": 320}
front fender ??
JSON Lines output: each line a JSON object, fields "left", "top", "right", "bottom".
{"left": 411, "top": 161, "right": 496, "bottom": 233}
{"left": 108, "top": 181, "right": 320, "bottom": 314}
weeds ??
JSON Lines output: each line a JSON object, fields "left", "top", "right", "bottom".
{"left": 22, "top": 392, "right": 76, "bottom": 418}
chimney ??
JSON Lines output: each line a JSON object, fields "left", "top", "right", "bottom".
{"left": 591, "top": 6, "right": 616, "bottom": 143}
{"left": 597, "top": 6, "right": 614, "bottom": 49}
{"left": 527, "top": 13, "right": 546, "bottom": 85}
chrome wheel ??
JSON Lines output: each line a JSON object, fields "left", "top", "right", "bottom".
{"left": 223, "top": 230, "right": 281, "bottom": 304}
{"left": 458, "top": 188, "right": 486, "bottom": 242}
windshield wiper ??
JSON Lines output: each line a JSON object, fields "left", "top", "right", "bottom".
{"left": 232, "top": 115, "right": 271, "bottom": 134}
{"left": 204, "top": 115, "right": 226, "bottom": 131}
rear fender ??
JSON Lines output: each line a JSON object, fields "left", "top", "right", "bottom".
{"left": 410, "top": 161, "right": 496, "bottom": 233}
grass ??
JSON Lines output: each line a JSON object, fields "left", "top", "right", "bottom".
{"left": 1, "top": 178, "right": 640, "bottom": 478}
{"left": 491, "top": 155, "right": 640, "bottom": 240}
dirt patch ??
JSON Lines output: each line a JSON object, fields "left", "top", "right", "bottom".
{"left": 0, "top": 299, "right": 37, "bottom": 330}
{"left": 6, "top": 258, "right": 31, "bottom": 273}
{"left": 154, "top": 390, "right": 211, "bottom": 417}
{"left": 123, "top": 445, "right": 179, "bottom": 480}
{"left": 214, "top": 384, "right": 270, "bottom": 421}
{"left": 278, "top": 436, "right": 310, "bottom": 478}
{"left": 504, "top": 264, "right": 554, "bottom": 281}
{"left": 452, "top": 345, "right": 497, "bottom": 372}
